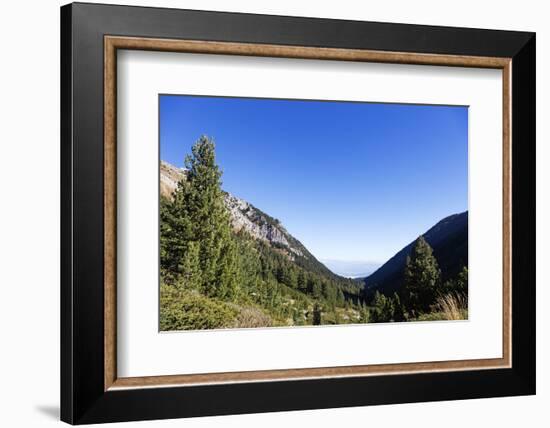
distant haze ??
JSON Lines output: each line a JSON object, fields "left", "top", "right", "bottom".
{"left": 321, "top": 259, "right": 381, "bottom": 279}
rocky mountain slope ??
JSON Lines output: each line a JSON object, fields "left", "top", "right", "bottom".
{"left": 364, "top": 211, "right": 468, "bottom": 297}
{"left": 160, "top": 160, "right": 336, "bottom": 277}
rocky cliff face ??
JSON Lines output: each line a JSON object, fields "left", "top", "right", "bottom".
{"left": 160, "top": 161, "right": 187, "bottom": 199}
{"left": 160, "top": 160, "right": 306, "bottom": 260}
{"left": 224, "top": 194, "right": 303, "bottom": 255}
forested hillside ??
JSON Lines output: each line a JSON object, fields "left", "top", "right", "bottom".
{"left": 160, "top": 137, "right": 366, "bottom": 330}
{"left": 160, "top": 136, "right": 469, "bottom": 330}
{"left": 364, "top": 212, "right": 468, "bottom": 296}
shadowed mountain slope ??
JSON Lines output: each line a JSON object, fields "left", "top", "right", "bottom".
{"left": 364, "top": 211, "right": 468, "bottom": 297}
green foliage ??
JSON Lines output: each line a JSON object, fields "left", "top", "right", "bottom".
{"left": 160, "top": 191, "right": 191, "bottom": 278}
{"left": 414, "top": 311, "right": 449, "bottom": 322}
{"left": 216, "top": 238, "right": 240, "bottom": 300}
{"left": 457, "top": 266, "right": 468, "bottom": 291}
{"left": 337, "top": 289, "right": 346, "bottom": 306}
{"left": 178, "top": 240, "right": 201, "bottom": 290}
{"left": 160, "top": 136, "right": 239, "bottom": 300}
{"left": 312, "top": 303, "right": 322, "bottom": 325}
{"left": 391, "top": 292, "right": 406, "bottom": 322}
{"left": 442, "top": 265, "right": 468, "bottom": 295}
{"left": 359, "top": 302, "right": 370, "bottom": 323}
{"left": 297, "top": 270, "right": 307, "bottom": 292}
{"left": 403, "top": 236, "right": 441, "bottom": 315}
{"left": 160, "top": 135, "right": 467, "bottom": 330}
{"left": 370, "top": 291, "right": 403, "bottom": 322}
{"left": 415, "top": 308, "right": 468, "bottom": 322}
{"left": 253, "top": 238, "right": 356, "bottom": 314}
{"left": 160, "top": 284, "right": 238, "bottom": 331}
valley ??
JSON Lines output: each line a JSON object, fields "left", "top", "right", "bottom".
{"left": 160, "top": 137, "right": 468, "bottom": 331}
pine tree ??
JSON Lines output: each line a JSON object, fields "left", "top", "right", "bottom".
{"left": 216, "top": 239, "right": 240, "bottom": 300}
{"left": 391, "top": 292, "right": 406, "bottom": 322}
{"left": 297, "top": 271, "right": 307, "bottom": 292}
{"left": 160, "top": 182, "right": 193, "bottom": 278}
{"left": 186, "top": 137, "right": 234, "bottom": 294}
{"left": 403, "top": 236, "right": 441, "bottom": 315}
{"left": 178, "top": 240, "right": 201, "bottom": 290}
{"left": 322, "top": 281, "right": 334, "bottom": 302}
{"left": 287, "top": 268, "right": 298, "bottom": 289}
{"left": 160, "top": 136, "right": 239, "bottom": 299}
{"left": 306, "top": 275, "right": 316, "bottom": 294}
{"left": 311, "top": 281, "right": 323, "bottom": 299}
{"left": 359, "top": 302, "right": 370, "bottom": 323}
{"left": 442, "top": 265, "right": 468, "bottom": 295}
{"left": 337, "top": 288, "right": 346, "bottom": 306}
{"left": 234, "top": 232, "right": 261, "bottom": 295}
{"left": 312, "top": 303, "right": 322, "bottom": 325}
{"left": 370, "top": 291, "right": 394, "bottom": 322}
{"left": 456, "top": 266, "right": 468, "bottom": 293}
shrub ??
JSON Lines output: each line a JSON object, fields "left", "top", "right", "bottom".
{"left": 232, "top": 306, "right": 273, "bottom": 328}
{"left": 415, "top": 311, "right": 448, "bottom": 322}
{"left": 160, "top": 284, "right": 238, "bottom": 331}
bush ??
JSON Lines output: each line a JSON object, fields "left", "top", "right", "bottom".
{"left": 415, "top": 312, "right": 448, "bottom": 322}
{"left": 232, "top": 306, "right": 273, "bottom": 328}
{"left": 160, "top": 284, "right": 238, "bottom": 331}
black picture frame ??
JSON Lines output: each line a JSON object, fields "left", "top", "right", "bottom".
{"left": 61, "top": 2, "right": 535, "bottom": 424}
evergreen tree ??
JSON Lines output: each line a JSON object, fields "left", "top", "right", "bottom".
{"left": 297, "top": 271, "right": 307, "bottom": 292}
{"left": 456, "top": 266, "right": 468, "bottom": 294}
{"left": 370, "top": 291, "right": 394, "bottom": 322}
{"left": 391, "top": 292, "right": 406, "bottom": 322}
{"left": 403, "top": 236, "right": 441, "bottom": 315}
{"left": 216, "top": 239, "right": 240, "bottom": 299}
{"left": 234, "top": 232, "right": 262, "bottom": 295}
{"left": 359, "top": 302, "right": 370, "bottom": 323}
{"left": 160, "top": 188, "right": 193, "bottom": 278}
{"left": 178, "top": 240, "right": 201, "bottom": 290}
{"left": 287, "top": 268, "right": 298, "bottom": 289}
{"left": 337, "top": 288, "right": 346, "bottom": 306}
{"left": 312, "top": 303, "right": 322, "bottom": 325}
{"left": 442, "top": 265, "right": 468, "bottom": 296}
{"left": 322, "top": 281, "right": 335, "bottom": 302}
{"left": 306, "top": 275, "right": 316, "bottom": 294}
{"left": 311, "top": 281, "right": 323, "bottom": 299}
{"left": 160, "top": 136, "right": 239, "bottom": 299}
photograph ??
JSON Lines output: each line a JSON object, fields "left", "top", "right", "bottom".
{"left": 159, "top": 95, "right": 469, "bottom": 331}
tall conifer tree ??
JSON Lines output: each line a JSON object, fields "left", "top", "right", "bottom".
{"left": 160, "top": 136, "right": 239, "bottom": 299}
{"left": 403, "top": 236, "right": 441, "bottom": 315}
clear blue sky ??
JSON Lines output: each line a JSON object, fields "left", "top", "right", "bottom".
{"left": 160, "top": 95, "right": 468, "bottom": 265}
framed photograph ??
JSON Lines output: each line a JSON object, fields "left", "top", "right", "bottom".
{"left": 60, "top": 2, "right": 535, "bottom": 424}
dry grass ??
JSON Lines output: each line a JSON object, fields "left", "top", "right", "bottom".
{"left": 433, "top": 293, "right": 468, "bottom": 320}
{"left": 232, "top": 306, "right": 274, "bottom": 328}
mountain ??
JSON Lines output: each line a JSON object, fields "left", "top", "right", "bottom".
{"left": 160, "top": 160, "right": 341, "bottom": 281}
{"left": 364, "top": 211, "right": 468, "bottom": 297}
